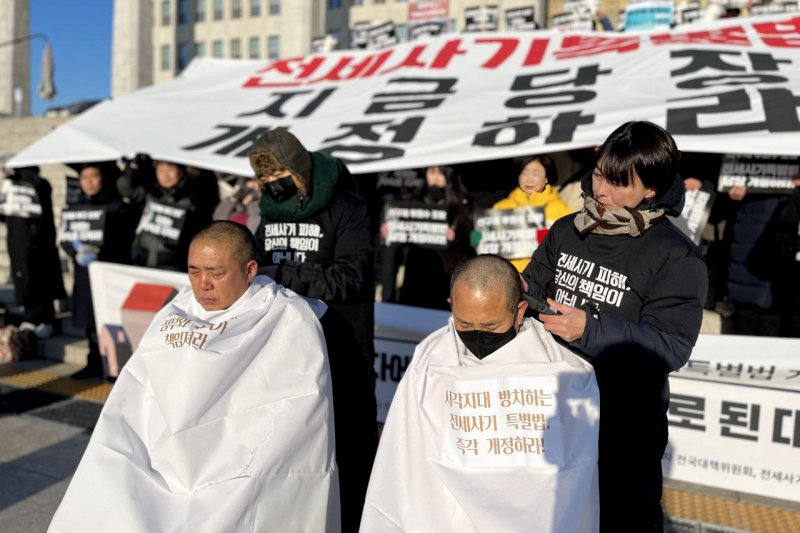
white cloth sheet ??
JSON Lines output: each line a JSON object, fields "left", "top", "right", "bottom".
{"left": 50, "top": 276, "right": 340, "bottom": 533}
{"left": 361, "top": 318, "right": 600, "bottom": 533}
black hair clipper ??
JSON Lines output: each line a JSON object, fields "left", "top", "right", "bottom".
{"left": 523, "top": 294, "right": 561, "bottom": 316}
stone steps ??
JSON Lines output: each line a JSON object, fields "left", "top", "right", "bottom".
{"left": 38, "top": 334, "right": 88, "bottom": 366}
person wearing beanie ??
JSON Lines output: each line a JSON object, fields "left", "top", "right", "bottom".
{"left": 250, "top": 128, "right": 378, "bottom": 532}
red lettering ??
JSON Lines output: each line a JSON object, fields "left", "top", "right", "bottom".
{"left": 523, "top": 39, "right": 550, "bottom": 66}
{"left": 651, "top": 26, "right": 750, "bottom": 47}
{"left": 554, "top": 35, "right": 640, "bottom": 60}
{"left": 242, "top": 57, "right": 325, "bottom": 88}
{"left": 753, "top": 16, "right": 800, "bottom": 48}
{"left": 380, "top": 45, "right": 428, "bottom": 75}
{"left": 475, "top": 38, "right": 519, "bottom": 68}
{"left": 431, "top": 39, "right": 468, "bottom": 68}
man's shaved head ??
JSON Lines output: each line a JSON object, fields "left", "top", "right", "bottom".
{"left": 192, "top": 220, "right": 257, "bottom": 268}
{"left": 188, "top": 221, "right": 258, "bottom": 311}
{"left": 450, "top": 255, "right": 522, "bottom": 314}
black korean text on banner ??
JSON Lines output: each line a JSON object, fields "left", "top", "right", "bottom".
{"left": 473, "top": 64, "right": 610, "bottom": 149}
{"left": 383, "top": 201, "right": 449, "bottom": 250}
{"left": 262, "top": 221, "right": 325, "bottom": 264}
{"left": 671, "top": 183, "right": 715, "bottom": 245}
{"left": 474, "top": 207, "right": 547, "bottom": 259}
{"left": 505, "top": 6, "right": 538, "bottom": 31}
{"left": 320, "top": 77, "right": 456, "bottom": 165}
{"left": 0, "top": 180, "right": 42, "bottom": 218}
{"left": 135, "top": 200, "right": 188, "bottom": 246}
{"left": 374, "top": 337, "right": 416, "bottom": 421}
{"left": 181, "top": 88, "right": 337, "bottom": 159}
{"left": 58, "top": 206, "right": 106, "bottom": 255}
{"left": 717, "top": 154, "right": 799, "bottom": 194}
{"left": 666, "top": 377, "right": 800, "bottom": 501}
{"left": 666, "top": 44, "right": 800, "bottom": 145}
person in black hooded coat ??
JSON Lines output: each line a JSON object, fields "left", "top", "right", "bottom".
{"left": 120, "top": 158, "right": 217, "bottom": 271}
{"left": 396, "top": 165, "right": 475, "bottom": 310}
{"left": 249, "top": 128, "right": 378, "bottom": 533}
{"left": 523, "top": 122, "right": 707, "bottom": 532}
{"left": 0, "top": 165, "right": 66, "bottom": 328}
{"left": 66, "top": 162, "right": 137, "bottom": 378}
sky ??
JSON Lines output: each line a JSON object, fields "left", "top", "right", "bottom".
{"left": 28, "top": 0, "right": 113, "bottom": 116}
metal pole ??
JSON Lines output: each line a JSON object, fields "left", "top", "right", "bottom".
{"left": 0, "top": 32, "right": 49, "bottom": 48}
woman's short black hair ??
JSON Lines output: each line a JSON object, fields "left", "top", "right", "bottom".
{"left": 513, "top": 154, "right": 559, "bottom": 186}
{"left": 592, "top": 121, "right": 680, "bottom": 200}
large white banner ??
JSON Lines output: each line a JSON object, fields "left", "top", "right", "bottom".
{"left": 89, "top": 263, "right": 800, "bottom": 502}
{"left": 9, "top": 14, "right": 800, "bottom": 176}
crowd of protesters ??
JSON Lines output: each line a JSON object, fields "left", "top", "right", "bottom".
{"left": 0, "top": 141, "right": 798, "bottom": 369}
{"left": 1, "top": 125, "right": 799, "bottom": 533}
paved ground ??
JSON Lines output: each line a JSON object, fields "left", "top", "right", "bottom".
{"left": 1, "top": 358, "right": 799, "bottom": 533}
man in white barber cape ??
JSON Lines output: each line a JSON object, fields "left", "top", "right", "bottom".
{"left": 50, "top": 220, "right": 339, "bottom": 533}
{"left": 361, "top": 255, "right": 600, "bottom": 533}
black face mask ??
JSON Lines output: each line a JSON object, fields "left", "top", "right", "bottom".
{"left": 427, "top": 185, "right": 445, "bottom": 203}
{"left": 456, "top": 324, "right": 517, "bottom": 360}
{"left": 264, "top": 175, "right": 297, "bottom": 203}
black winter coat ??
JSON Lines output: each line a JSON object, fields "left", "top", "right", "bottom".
{"left": 256, "top": 155, "right": 377, "bottom": 532}
{"left": 523, "top": 178, "right": 707, "bottom": 531}
{"left": 726, "top": 194, "right": 782, "bottom": 308}
{"left": 1, "top": 168, "right": 66, "bottom": 308}
{"left": 129, "top": 177, "right": 215, "bottom": 271}
{"left": 66, "top": 186, "right": 137, "bottom": 330}
{"left": 749, "top": 187, "right": 800, "bottom": 336}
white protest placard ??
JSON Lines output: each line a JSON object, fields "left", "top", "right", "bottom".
{"left": 383, "top": 201, "right": 449, "bottom": 249}
{"left": 58, "top": 206, "right": 106, "bottom": 251}
{"left": 442, "top": 375, "right": 563, "bottom": 468}
{"left": 135, "top": 199, "right": 188, "bottom": 245}
{"left": 474, "top": 206, "right": 547, "bottom": 259}
{"left": 0, "top": 180, "right": 42, "bottom": 218}
{"left": 717, "top": 154, "right": 800, "bottom": 194}
{"left": 670, "top": 184, "right": 715, "bottom": 245}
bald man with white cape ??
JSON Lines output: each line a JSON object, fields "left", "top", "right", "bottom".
{"left": 361, "top": 317, "right": 600, "bottom": 533}
{"left": 50, "top": 275, "right": 339, "bottom": 532}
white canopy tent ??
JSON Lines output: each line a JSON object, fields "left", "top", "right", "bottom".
{"left": 8, "top": 13, "right": 800, "bottom": 175}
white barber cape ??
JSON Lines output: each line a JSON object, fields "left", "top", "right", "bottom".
{"left": 361, "top": 318, "right": 600, "bottom": 533}
{"left": 50, "top": 276, "right": 340, "bottom": 533}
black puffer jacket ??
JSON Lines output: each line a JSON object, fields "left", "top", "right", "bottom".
{"left": 523, "top": 173, "right": 707, "bottom": 531}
